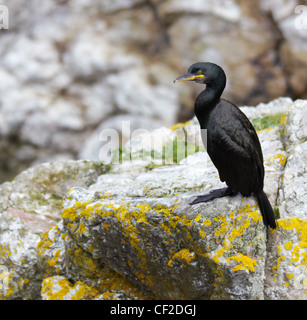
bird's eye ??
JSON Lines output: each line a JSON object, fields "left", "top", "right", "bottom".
{"left": 197, "top": 70, "right": 202, "bottom": 74}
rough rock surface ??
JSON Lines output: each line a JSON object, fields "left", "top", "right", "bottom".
{"left": 1, "top": 0, "right": 307, "bottom": 181}
{"left": 0, "top": 160, "right": 106, "bottom": 299}
{"left": 0, "top": 98, "right": 306, "bottom": 300}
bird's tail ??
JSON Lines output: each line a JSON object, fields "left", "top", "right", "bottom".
{"left": 256, "top": 190, "right": 276, "bottom": 229}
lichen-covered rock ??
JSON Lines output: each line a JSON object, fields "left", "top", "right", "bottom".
{"left": 36, "top": 99, "right": 305, "bottom": 300}
{"left": 38, "top": 221, "right": 150, "bottom": 300}
{"left": 0, "top": 160, "right": 105, "bottom": 299}
{"left": 0, "top": 216, "right": 41, "bottom": 300}
{"left": 41, "top": 274, "right": 144, "bottom": 300}
{"left": 278, "top": 100, "right": 307, "bottom": 219}
{"left": 41, "top": 276, "right": 102, "bottom": 300}
{"left": 0, "top": 160, "right": 106, "bottom": 227}
{"left": 58, "top": 189, "right": 268, "bottom": 299}
{"left": 263, "top": 99, "right": 307, "bottom": 300}
{"left": 1, "top": 99, "right": 306, "bottom": 300}
{"left": 265, "top": 218, "right": 307, "bottom": 300}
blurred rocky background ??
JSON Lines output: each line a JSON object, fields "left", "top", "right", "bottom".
{"left": 0, "top": 0, "right": 307, "bottom": 183}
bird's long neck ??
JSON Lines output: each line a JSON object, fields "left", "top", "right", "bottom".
{"left": 194, "top": 84, "right": 223, "bottom": 127}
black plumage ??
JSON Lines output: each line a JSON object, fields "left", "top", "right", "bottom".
{"left": 174, "top": 62, "right": 276, "bottom": 229}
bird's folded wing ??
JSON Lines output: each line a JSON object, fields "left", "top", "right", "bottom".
{"left": 209, "top": 105, "right": 264, "bottom": 195}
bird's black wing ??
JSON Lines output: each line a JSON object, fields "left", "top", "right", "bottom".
{"left": 207, "top": 99, "right": 264, "bottom": 196}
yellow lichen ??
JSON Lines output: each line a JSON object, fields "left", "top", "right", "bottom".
{"left": 70, "top": 282, "right": 99, "bottom": 300}
{"left": 272, "top": 256, "right": 286, "bottom": 272}
{"left": 199, "top": 229, "right": 206, "bottom": 239}
{"left": 204, "top": 202, "right": 263, "bottom": 270}
{"left": 284, "top": 242, "right": 293, "bottom": 250}
{"left": 276, "top": 218, "right": 307, "bottom": 268}
{"left": 266, "top": 154, "right": 287, "bottom": 166}
{"left": 248, "top": 208, "right": 263, "bottom": 223}
{"left": 280, "top": 111, "right": 288, "bottom": 126}
{"left": 286, "top": 273, "right": 293, "bottom": 280}
{"left": 226, "top": 253, "right": 257, "bottom": 272}
{"left": 41, "top": 277, "right": 100, "bottom": 300}
{"left": 62, "top": 206, "right": 78, "bottom": 221}
{"left": 214, "top": 216, "right": 226, "bottom": 223}
{"left": 238, "top": 203, "right": 262, "bottom": 223}
{"left": 214, "top": 222, "right": 229, "bottom": 238}
{"left": 289, "top": 245, "right": 300, "bottom": 264}
{"left": 227, "top": 219, "right": 251, "bottom": 242}
{"left": 168, "top": 248, "right": 195, "bottom": 267}
{"left": 171, "top": 121, "right": 190, "bottom": 131}
{"left": 203, "top": 219, "right": 212, "bottom": 227}
{"left": 77, "top": 222, "right": 87, "bottom": 235}
{"left": 102, "top": 291, "right": 116, "bottom": 300}
{"left": 212, "top": 243, "right": 233, "bottom": 264}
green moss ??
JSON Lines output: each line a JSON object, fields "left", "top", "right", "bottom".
{"left": 50, "top": 194, "right": 64, "bottom": 201}
{"left": 274, "top": 207, "right": 280, "bottom": 220}
{"left": 162, "top": 138, "right": 203, "bottom": 164}
{"left": 145, "top": 163, "right": 169, "bottom": 171}
{"left": 252, "top": 113, "right": 284, "bottom": 131}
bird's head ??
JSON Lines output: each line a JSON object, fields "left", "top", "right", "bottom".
{"left": 173, "top": 62, "right": 226, "bottom": 88}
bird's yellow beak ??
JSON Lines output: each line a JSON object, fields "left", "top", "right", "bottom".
{"left": 173, "top": 73, "right": 205, "bottom": 83}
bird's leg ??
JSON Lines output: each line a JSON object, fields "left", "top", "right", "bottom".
{"left": 189, "top": 187, "right": 238, "bottom": 205}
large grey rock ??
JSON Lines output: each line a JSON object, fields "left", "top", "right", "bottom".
{"left": 0, "top": 160, "right": 105, "bottom": 299}
{"left": 1, "top": 98, "right": 305, "bottom": 300}
{"left": 278, "top": 100, "right": 307, "bottom": 220}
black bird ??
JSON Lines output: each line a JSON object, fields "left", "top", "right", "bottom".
{"left": 174, "top": 62, "right": 276, "bottom": 229}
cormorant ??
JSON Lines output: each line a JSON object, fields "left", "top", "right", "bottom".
{"left": 174, "top": 62, "right": 276, "bottom": 229}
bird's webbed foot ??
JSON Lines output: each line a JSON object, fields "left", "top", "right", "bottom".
{"left": 189, "top": 187, "right": 238, "bottom": 205}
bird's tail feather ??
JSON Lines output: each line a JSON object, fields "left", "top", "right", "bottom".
{"left": 256, "top": 191, "right": 276, "bottom": 229}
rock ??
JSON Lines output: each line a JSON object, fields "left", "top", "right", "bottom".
{"left": 0, "top": 160, "right": 106, "bottom": 225}
{"left": 278, "top": 100, "right": 307, "bottom": 220}
{"left": 1, "top": 98, "right": 306, "bottom": 300}
{"left": 160, "top": 0, "right": 242, "bottom": 22}
{"left": 0, "top": 213, "right": 42, "bottom": 300}
{"left": 262, "top": 0, "right": 307, "bottom": 96}
{"left": 2, "top": 36, "right": 68, "bottom": 86}
{"left": 0, "top": 160, "right": 105, "bottom": 299}
{"left": 265, "top": 218, "right": 307, "bottom": 300}
{"left": 42, "top": 105, "right": 285, "bottom": 299}
{"left": 41, "top": 276, "right": 102, "bottom": 300}
{"left": 56, "top": 187, "right": 268, "bottom": 299}
{"left": 266, "top": 99, "right": 307, "bottom": 300}
{"left": 240, "top": 97, "right": 294, "bottom": 119}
